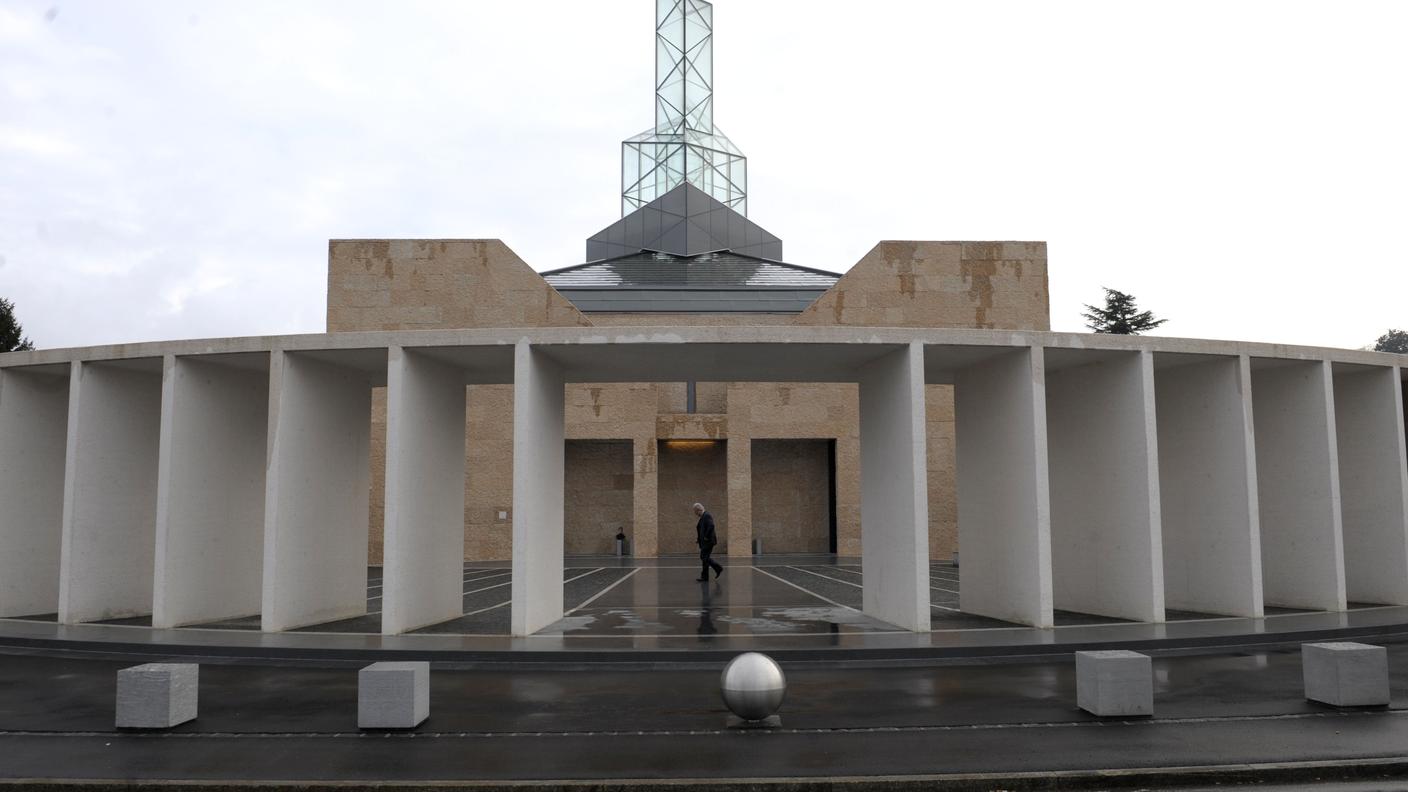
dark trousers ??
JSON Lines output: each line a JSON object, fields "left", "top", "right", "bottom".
{"left": 699, "top": 543, "right": 722, "bottom": 579}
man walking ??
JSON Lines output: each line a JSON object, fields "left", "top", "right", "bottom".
{"left": 693, "top": 502, "right": 723, "bottom": 582}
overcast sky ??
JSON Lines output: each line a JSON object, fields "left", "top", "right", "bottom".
{"left": 2, "top": 0, "right": 1405, "bottom": 351}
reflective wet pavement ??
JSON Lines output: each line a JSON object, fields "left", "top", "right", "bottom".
{"left": 5, "top": 554, "right": 1408, "bottom": 661}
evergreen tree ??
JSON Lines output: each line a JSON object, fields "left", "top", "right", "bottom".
{"left": 1081, "top": 287, "right": 1167, "bottom": 335}
{"left": 0, "top": 297, "right": 35, "bottom": 352}
{"left": 1373, "top": 329, "right": 1408, "bottom": 354}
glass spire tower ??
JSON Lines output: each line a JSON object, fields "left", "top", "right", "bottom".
{"left": 622, "top": 0, "right": 748, "bottom": 216}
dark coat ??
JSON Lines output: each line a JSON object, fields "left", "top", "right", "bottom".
{"left": 696, "top": 512, "right": 717, "bottom": 547}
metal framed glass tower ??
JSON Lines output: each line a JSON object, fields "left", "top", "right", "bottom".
{"left": 622, "top": 0, "right": 748, "bottom": 216}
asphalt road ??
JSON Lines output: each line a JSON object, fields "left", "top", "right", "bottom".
{"left": 1, "top": 643, "right": 1406, "bottom": 786}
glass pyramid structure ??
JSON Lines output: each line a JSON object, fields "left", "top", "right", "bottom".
{"left": 622, "top": 0, "right": 747, "bottom": 216}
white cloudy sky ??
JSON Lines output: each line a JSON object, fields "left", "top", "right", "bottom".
{"left": 1, "top": 0, "right": 1405, "bottom": 351}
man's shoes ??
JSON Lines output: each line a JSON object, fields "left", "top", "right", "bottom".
{"left": 715, "top": 567, "right": 724, "bottom": 579}
{"left": 695, "top": 577, "right": 709, "bottom": 582}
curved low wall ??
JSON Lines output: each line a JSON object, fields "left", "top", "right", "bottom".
{"left": 2, "top": 326, "right": 1406, "bottom": 636}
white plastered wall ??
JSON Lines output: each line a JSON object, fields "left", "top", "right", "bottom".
{"left": 1154, "top": 356, "right": 1263, "bottom": 618}
{"left": 1046, "top": 351, "right": 1164, "bottom": 623}
{"left": 1333, "top": 364, "right": 1408, "bottom": 605}
{"left": 261, "top": 351, "right": 372, "bottom": 632}
{"left": 858, "top": 342, "right": 931, "bottom": 632}
{"left": 510, "top": 342, "right": 565, "bottom": 636}
{"left": 152, "top": 356, "right": 269, "bottom": 628}
{"left": 58, "top": 360, "right": 163, "bottom": 624}
{"left": 0, "top": 368, "right": 70, "bottom": 617}
{"left": 1250, "top": 360, "right": 1345, "bottom": 611}
{"left": 956, "top": 346, "right": 1053, "bottom": 628}
{"left": 382, "top": 347, "right": 467, "bottom": 635}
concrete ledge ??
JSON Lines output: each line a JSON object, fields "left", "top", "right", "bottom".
{"left": 1302, "top": 641, "right": 1389, "bottom": 706}
{"left": 115, "top": 663, "right": 197, "bottom": 729}
{"left": 1076, "top": 650, "right": 1152, "bottom": 717}
{"left": 358, "top": 661, "right": 429, "bottom": 729}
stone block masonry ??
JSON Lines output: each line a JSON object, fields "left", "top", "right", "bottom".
{"left": 330, "top": 239, "right": 1048, "bottom": 564}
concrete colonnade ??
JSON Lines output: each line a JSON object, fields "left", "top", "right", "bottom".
{"left": 381, "top": 347, "right": 468, "bottom": 635}
{"left": 1153, "top": 356, "right": 1263, "bottom": 618}
{"left": 954, "top": 346, "right": 1053, "bottom": 628}
{"left": 261, "top": 350, "right": 378, "bottom": 632}
{"left": 59, "top": 359, "right": 164, "bottom": 624}
{"left": 1250, "top": 359, "right": 1344, "bottom": 612}
{"left": 1333, "top": 364, "right": 1408, "bottom": 605}
{"left": 153, "top": 354, "right": 269, "bottom": 628}
{"left": 0, "top": 365, "right": 70, "bottom": 618}
{"left": 1045, "top": 351, "right": 1163, "bottom": 624}
{"left": 0, "top": 333, "right": 1406, "bottom": 638}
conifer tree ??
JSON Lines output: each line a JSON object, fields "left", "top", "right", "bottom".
{"left": 1081, "top": 288, "right": 1167, "bottom": 335}
{"left": 0, "top": 297, "right": 35, "bottom": 352}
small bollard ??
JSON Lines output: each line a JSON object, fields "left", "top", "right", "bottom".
{"left": 1303, "top": 642, "right": 1389, "bottom": 707}
{"left": 116, "top": 663, "right": 199, "bottom": 729}
{"left": 359, "top": 662, "right": 430, "bottom": 729}
{"left": 1076, "top": 650, "right": 1153, "bottom": 717}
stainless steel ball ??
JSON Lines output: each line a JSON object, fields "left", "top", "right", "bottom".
{"left": 720, "top": 652, "right": 786, "bottom": 721}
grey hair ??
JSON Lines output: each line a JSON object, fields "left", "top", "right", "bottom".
{"left": 692, "top": 502, "right": 705, "bottom": 511}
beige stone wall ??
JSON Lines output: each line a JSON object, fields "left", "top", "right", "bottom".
{"left": 467, "top": 385, "right": 515, "bottom": 561}
{"left": 926, "top": 386, "right": 958, "bottom": 561}
{"left": 657, "top": 441, "right": 729, "bottom": 555}
{"left": 724, "top": 382, "right": 862, "bottom": 557}
{"left": 793, "top": 241, "right": 1050, "bottom": 331}
{"left": 751, "top": 439, "right": 831, "bottom": 554}
{"left": 564, "top": 441, "right": 633, "bottom": 555}
{"left": 327, "top": 240, "right": 590, "bottom": 332}
{"left": 327, "top": 238, "right": 1049, "bottom": 563}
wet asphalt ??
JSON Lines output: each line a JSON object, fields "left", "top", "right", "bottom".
{"left": 2, "top": 641, "right": 1408, "bottom": 783}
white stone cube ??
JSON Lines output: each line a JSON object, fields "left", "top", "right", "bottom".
{"left": 358, "top": 661, "right": 429, "bottom": 729}
{"left": 116, "top": 663, "right": 198, "bottom": 729}
{"left": 1302, "top": 642, "right": 1389, "bottom": 707}
{"left": 1076, "top": 650, "right": 1152, "bottom": 717}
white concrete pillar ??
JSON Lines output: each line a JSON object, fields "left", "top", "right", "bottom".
{"left": 382, "top": 347, "right": 467, "bottom": 635}
{"left": 956, "top": 346, "right": 1053, "bottom": 628}
{"left": 58, "top": 360, "right": 163, "bottom": 624}
{"left": 510, "top": 342, "right": 565, "bottom": 636}
{"left": 1154, "top": 355, "right": 1263, "bottom": 618}
{"left": 1046, "top": 351, "right": 1164, "bottom": 623}
{"left": 0, "top": 367, "right": 70, "bottom": 617}
{"left": 1333, "top": 364, "right": 1408, "bottom": 605}
{"left": 859, "top": 342, "right": 931, "bottom": 632}
{"left": 261, "top": 351, "right": 373, "bottom": 632}
{"left": 152, "top": 356, "right": 269, "bottom": 629}
{"left": 1251, "top": 360, "right": 1345, "bottom": 611}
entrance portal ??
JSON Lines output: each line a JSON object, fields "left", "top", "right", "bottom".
{"left": 657, "top": 440, "right": 728, "bottom": 554}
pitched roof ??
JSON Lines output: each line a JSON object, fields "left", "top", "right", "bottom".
{"left": 542, "top": 251, "right": 839, "bottom": 314}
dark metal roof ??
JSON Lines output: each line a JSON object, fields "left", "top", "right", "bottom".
{"left": 541, "top": 252, "right": 839, "bottom": 314}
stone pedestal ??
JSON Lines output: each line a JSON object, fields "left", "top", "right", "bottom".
{"left": 116, "top": 663, "right": 198, "bottom": 729}
{"left": 1076, "top": 650, "right": 1153, "bottom": 717}
{"left": 1302, "top": 642, "right": 1390, "bottom": 707}
{"left": 358, "top": 662, "right": 430, "bottom": 729}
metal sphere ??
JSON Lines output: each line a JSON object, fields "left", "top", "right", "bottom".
{"left": 720, "top": 652, "right": 786, "bottom": 721}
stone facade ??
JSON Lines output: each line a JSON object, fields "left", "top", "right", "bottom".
{"left": 326, "top": 238, "right": 1050, "bottom": 563}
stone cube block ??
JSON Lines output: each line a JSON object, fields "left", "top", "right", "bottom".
{"left": 358, "top": 661, "right": 429, "bottom": 729}
{"left": 1076, "top": 650, "right": 1152, "bottom": 717}
{"left": 116, "top": 663, "right": 198, "bottom": 729}
{"left": 1302, "top": 642, "right": 1389, "bottom": 707}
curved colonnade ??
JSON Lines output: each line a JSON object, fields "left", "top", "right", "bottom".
{"left": 1, "top": 327, "right": 1406, "bottom": 637}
